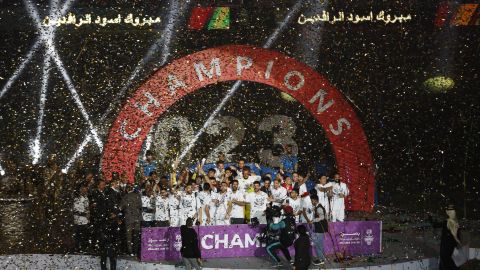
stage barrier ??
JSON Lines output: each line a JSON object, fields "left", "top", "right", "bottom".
{"left": 141, "top": 221, "right": 382, "bottom": 261}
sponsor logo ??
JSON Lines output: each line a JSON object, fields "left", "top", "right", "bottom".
{"left": 174, "top": 234, "right": 182, "bottom": 251}
{"left": 364, "top": 229, "right": 374, "bottom": 246}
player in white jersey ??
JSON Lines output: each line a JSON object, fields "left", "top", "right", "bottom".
{"left": 169, "top": 187, "right": 181, "bottom": 227}
{"left": 315, "top": 175, "right": 333, "bottom": 219}
{"left": 197, "top": 183, "right": 215, "bottom": 226}
{"left": 141, "top": 187, "right": 155, "bottom": 227}
{"left": 285, "top": 189, "right": 302, "bottom": 222}
{"left": 233, "top": 158, "right": 246, "bottom": 177}
{"left": 300, "top": 193, "right": 315, "bottom": 224}
{"left": 331, "top": 174, "right": 349, "bottom": 222}
{"left": 269, "top": 179, "right": 287, "bottom": 207}
{"left": 154, "top": 188, "right": 170, "bottom": 227}
{"left": 227, "top": 179, "right": 246, "bottom": 224}
{"left": 179, "top": 184, "right": 197, "bottom": 226}
{"left": 214, "top": 181, "right": 231, "bottom": 225}
{"left": 298, "top": 175, "right": 308, "bottom": 197}
{"left": 235, "top": 166, "right": 261, "bottom": 193}
{"left": 243, "top": 181, "right": 269, "bottom": 224}
{"left": 214, "top": 160, "right": 226, "bottom": 182}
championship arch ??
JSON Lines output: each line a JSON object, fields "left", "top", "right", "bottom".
{"left": 102, "top": 45, "right": 375, "bottom": 212}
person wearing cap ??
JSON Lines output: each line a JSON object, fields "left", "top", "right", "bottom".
{"left": 265, "top": 205, "right": 296, "bottom": 267}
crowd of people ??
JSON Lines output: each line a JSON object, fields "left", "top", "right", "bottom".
{"left": 0, "top": 147, "right": 470, "bottom": 270}
{"left": 70, "top": 148, "right": 348, "bottom": 268}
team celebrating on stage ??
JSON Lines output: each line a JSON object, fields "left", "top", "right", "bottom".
{"left": 134, "top": 150, "right": 349, "bottom": 228}
{"left": 72, "top": 147, "right": 349, "bottom": 261}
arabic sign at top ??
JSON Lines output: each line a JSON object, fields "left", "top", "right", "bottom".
{"left": 42, "top": 13, "right": 162, "bottom": 27}
{"left": 298, "top": 10, "right": 413, "bottom": 25}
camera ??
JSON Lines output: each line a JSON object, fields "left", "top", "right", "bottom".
{"left": 256, "top": 205, "right": 282, "bottom": 245}
{"left": 265, "top": 205, "right": 282, "bottom": 224}
{"left": 257, "top": 223, "right": 280, "bottom": 244}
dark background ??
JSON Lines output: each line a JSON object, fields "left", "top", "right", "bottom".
{"left": 0, "top": 0, "right": 479, "bottom": 218}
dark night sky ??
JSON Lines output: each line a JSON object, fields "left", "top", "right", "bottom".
{"left": 0, "top": 0, "right": 479, "bottom": 218}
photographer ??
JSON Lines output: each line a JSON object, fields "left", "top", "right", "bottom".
{"left": 265, "top": 205, "right": 296, "bottom": 267}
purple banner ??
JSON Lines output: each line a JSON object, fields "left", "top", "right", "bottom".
{"left": 141, "top": 221, "right": 381, "bottom": 261}
{"left": 323, "top": 221, "right": 382, "bottom": 255}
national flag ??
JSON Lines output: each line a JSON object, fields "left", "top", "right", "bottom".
{"left": 188, "top": 7, "right": 230, "bottom": 30}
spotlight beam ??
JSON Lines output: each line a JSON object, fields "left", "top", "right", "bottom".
{"left": 0, "top": 161, "right": 4, "bottom": 176}
{"left": 31, "top": 56, "right": 51, "bottom": 164}
{"left": 0, "top": 42, "right": 41, "bottom": 100}
{"left": 63, "top": 0, "right": 189, "bottom": 172}
{"left": 23, "top": 0, "right": 103, "bottom": 150}
{"left": 30, "top": 0, "right": 63, "bottom": 164}
{"left": 176, "top": 0, "right": 304, "bottom": 163}
{"left": 0, "top": 0, "right": 75, "bottom": 100}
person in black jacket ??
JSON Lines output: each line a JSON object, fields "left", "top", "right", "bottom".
{"left": 310, "top": 194, "right": 328, "bottom": 266}
{"left": 439, "top": 205, "right": 461, "bottom": 270}
{"left": 180, "top": 217, "right": 202, "bottom": 270}
{"left": 293, "top": 225, "right": 311, "bottom": 270}
{"left": 90, "top": 179, "right": 121, "bottom": 270}
{"left": 98, "top": 213, "right": 121, "bottom": 270}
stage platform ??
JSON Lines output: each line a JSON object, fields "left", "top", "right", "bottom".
{"left": 1, "top": 230, "right": 479, "bottom": 269}
{"left": 0, "top": 251, "right": 479, "bottom": 270}
{"left": 1, "top": 206, "right": 479, "bottom": 269}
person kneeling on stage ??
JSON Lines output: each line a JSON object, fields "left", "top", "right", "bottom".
{"left": 266, "top": 205, "right": 296, "bottom": 267}
{"left": 180, "top": 217, "right": 202, "bottom": 270}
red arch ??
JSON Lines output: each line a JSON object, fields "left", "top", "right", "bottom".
{"left": 102, "top": 45, "right": 375, "bottom": 211}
